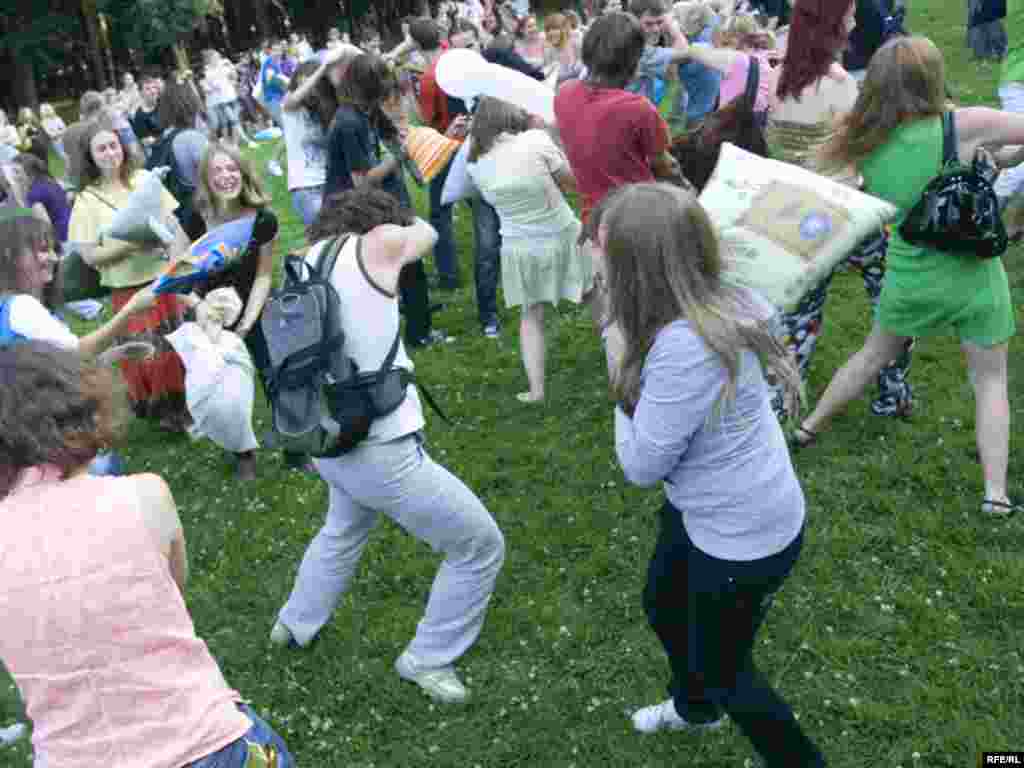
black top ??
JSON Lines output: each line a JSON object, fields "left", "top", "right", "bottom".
{"left": 482, "top": 46, "right": 547, "bottom": 82}
{"left": 323, "top": 103, "right": 409, "bottom": 205}
{"left": 843, "top": 0, "right": 888, "bottom": 71}
{"left": 131, "top": 107, "right": 162, "bottom": 143}
{"left": 196, "top": 207, "right": 278, "bottom": 326}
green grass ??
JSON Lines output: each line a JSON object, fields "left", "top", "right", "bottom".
{"left": 4, "top": 4, "right": 1024, "bottom": 766}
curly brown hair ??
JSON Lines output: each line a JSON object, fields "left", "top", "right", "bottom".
{"left": 0, "top": 342, "right": 126, "bottom": 498}
{"left": 307, "top": 188, "right": 414, "bottom": 243}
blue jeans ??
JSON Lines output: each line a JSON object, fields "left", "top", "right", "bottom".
{"left": 186, "top": 705, "right": 293, "bottom": 768}
{"left": 644, "top": 501, "right": 825, "bottom": 768}
{"left": 429, "top": 160, "right": 458, "bottom": 287}
{"left": 471, "top": 196, "right": 501, "bottom": 327}
{"left": 291, "top": 185, "right": 324, "bottom": 229}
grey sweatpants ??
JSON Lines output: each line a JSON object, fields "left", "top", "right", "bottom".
{"left": 278, "top": 434, "right": 505, "bottom": 667}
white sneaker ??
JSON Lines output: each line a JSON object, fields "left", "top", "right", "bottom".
{"left": 0, "top": 722, "right": 27, "bottom": 745}
{"left": 395, "top": 651, "right": 468, "bottom": 703}
{"left": 631, "top": 699, "right": 725, "bottom": 734}
{"left": 266, "top": 160, "right": 284, "bottom": 177}
{"left": 269, "top": 620, "right": 296, "bottom": 647}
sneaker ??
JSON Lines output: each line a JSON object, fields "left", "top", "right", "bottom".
{"left": 412, "top": 329, "right": 455, "bottom": 348}
{"left": 266, "top": 160, "right": 284, "bottom": 177}
{"left": 269, "top": 621, "right": 298, "bottom": 648}
{"left": 981, "top": 498, "right": 1020, "bottom": 517}
{"left": 631, "top": 699, "right": 725, "bottom": 734}
{"left": 395, "top": 651, "right": 468, "bottom": 703}
{"left": 482, "top": 320, "right": 500, "bottom": 339}
{"left": 0, "top": 722, "right": 27, "bottom": 745}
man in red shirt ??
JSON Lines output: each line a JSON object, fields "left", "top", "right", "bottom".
{"left": 554, "top": 12, "right": 680, "bottom": 223}
{"left": 410, "top": 19, "right": 469, "bottom": 292}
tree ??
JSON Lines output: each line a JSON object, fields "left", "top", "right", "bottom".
{"left": 0, "top": 0, "right": 81, "bottom": 107}
{"left": 100, "top": 0, "right": 211, "bottom": 68}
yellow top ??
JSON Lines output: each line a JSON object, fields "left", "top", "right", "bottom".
{"left": 68, "top": 171, "right": 180, "bottom": 289}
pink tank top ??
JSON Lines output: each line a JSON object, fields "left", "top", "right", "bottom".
{"left": 0, "top": 473, "right": 250, "bottom": 767}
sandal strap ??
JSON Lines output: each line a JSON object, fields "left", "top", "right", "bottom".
{"left": 982, "top": 499, "right": 1018, "bottom": 517}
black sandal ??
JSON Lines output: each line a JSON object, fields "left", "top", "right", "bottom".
{"left": 791, "top": 423, "right": 818, "bottom": 450}
{"left": 981, "top": 499, "right": 1020, "bottom": 518}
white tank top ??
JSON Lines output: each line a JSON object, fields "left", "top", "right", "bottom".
{"left": 306, "top": 236, "right": 425, "bottom": 444}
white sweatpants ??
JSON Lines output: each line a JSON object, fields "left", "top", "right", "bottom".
{"left": 994, "top": 84, "right": 1024, "bottom": 200}
{"left": 278, "top": 433, "right": 505, "bottom": 667}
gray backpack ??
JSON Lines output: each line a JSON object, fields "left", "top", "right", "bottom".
{"left": 260, "top": 235, "right": 409, "bottom": 457}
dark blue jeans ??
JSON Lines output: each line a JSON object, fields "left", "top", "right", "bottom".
{"left": 471, "top": 196, "right": 501, "bottom": 327}
{"left": 186, "top": 704, "right": 293, "bottom": 767}
{"left": 429, "top": 161, "right": 458, "bottom": 287}
{"left": 643, "top": 501, "right": 825, "bottom": 768}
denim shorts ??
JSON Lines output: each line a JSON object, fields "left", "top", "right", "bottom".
{"left": 291, "top": 186, "right": 324, "bottom": 228}
{"left": 186, "top": 705, "right": 293, "bottom": 768}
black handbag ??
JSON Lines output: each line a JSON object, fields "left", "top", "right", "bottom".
{"left": 898, "top": 111, "right": 1008, "bottom": 259}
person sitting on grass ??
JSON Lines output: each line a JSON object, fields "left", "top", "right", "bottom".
{"left": 270, "top": 188, "right": 505, "bottom": 706}
{"left": 0, "top": 341, "right": 294, "bottom": 768}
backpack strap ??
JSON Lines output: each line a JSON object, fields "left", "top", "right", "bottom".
{"left": 403, "top": 371, "right": 451, "bottom": 424}
{"left": 941, "top": 111, "right": 958, "bottom": 169}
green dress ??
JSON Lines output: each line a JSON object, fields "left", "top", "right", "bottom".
{"left": 860, "top": 116, "right": 1016, "bottom": 347}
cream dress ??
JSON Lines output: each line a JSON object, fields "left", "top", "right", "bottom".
{"left": 467, "top": 129, "right": 591, "bottom": 308}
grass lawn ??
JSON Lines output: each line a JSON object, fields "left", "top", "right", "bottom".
{"left": 4, "top": 2, "right": 1024, "bottom": 766}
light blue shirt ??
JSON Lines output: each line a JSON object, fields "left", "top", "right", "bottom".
{"left": 626, "top": 45, "right": 676, "bottom": 105}
{"left": 614, "top": 314, "right": 805, "bottom": 561}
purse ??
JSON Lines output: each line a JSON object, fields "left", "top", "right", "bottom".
{"left": 898, "top": 111, "right": 1008, "bottom": 259}
{"left": 61, "top": 189, "right": 118, "bottom": 302}
{"left": 668, "top": 55, "right": 768, "bottom": 192}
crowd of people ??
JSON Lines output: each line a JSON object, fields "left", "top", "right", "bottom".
{"left": 2, "top": 0, "right": 1024, "bottom": 766}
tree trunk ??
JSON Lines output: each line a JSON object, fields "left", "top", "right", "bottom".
{"left": 8, "top": 53, "right": 38, "bottom": 108}
{"left": 81, "top": 0, "right": 108, "bottom": 90}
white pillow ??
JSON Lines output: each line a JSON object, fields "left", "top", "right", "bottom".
{"left": 441, "top": 138, "right": 478, "bottom": 206}
{"left": 700, "top": 142, "right": 899, "bottom": 311}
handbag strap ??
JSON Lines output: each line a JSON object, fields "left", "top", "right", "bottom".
{"left": 85, "top": 188, "right": 120, "bottom": 213}
{"left": 941, "top": 111, "right": 958, "bottom": 169}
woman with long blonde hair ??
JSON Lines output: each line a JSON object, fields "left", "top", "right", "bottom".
{"left": 590, "top": 183, "right": 822, "bottom": 767}
{"left": 187, "top": 141, "right": 277, "bottom": 477}
{"left": 797, "top": 36, "right": 1024, "bottom": 517}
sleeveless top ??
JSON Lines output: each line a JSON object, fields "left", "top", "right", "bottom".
{"left": 764, "top": 118, "right": 860, "bottom": 186}
{"left": 0, "top": 473, "right": 251, "bottom": 768}
{"left": 307, "top": 236, "right": 425, "bottom": 444}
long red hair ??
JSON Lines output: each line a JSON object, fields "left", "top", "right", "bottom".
{"left": 776, "top": 0, "right": 854, "bottom": 102}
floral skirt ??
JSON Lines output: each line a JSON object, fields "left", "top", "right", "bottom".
{"left": 111, "top": 287, "right": 188, "bottom": 421}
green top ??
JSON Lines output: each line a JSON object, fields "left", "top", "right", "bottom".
{"left": 859, "top": 116, "right": 1015, "bottom": 345}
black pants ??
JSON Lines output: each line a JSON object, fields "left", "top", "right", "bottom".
{"left": 643, "top": 501, "right": 825, "bottom": 768}
{"left": 399, "top": 260, "right": 433, "bottom": 346}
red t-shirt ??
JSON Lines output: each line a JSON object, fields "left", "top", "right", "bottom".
{"left": 418, "top": 59, "right": 452, "bottom": 134}
{"left": 554, "top": 80, "right": 670, "bottom": 223}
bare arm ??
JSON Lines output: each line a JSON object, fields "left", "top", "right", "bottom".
{"left": 135, "top": 473, "right": 189, "bottom": 593}
{"left": 77, "top": 284, "right": 160, "bottom": 358}
{"left": 682, "top": 44, "right": 743, "bottom": 75}
{"left": 236, "top": 242, "right": 274, "bottom": 336}
{"left": 283, "top": 59, "right": 331, "bottom": 111}
{"left": 955, "top": 107, "right": 1024, "bottom": 161}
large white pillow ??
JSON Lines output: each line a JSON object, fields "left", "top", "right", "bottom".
{"left": 700, "top": 143, "right": 899, "bottom": 311}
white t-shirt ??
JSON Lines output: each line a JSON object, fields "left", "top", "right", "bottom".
{"left": 305, "top": 237, "right": 424, "bottom": 445}
{"left": 203, "top": 62, "right": 239, "bottom": 107}
{"left": 282, "top": 108, "right": 328, "bottom": 191}
{"left": 6, "top": 294, "right": 79, "bottom": 349}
